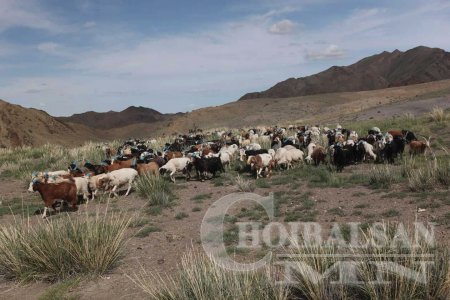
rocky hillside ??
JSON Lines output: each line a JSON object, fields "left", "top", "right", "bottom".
{"left": 0, "top": 99, "right": 99, "bottom": 147}
{"left": 240, "top": 46, "right": 450, "bottom": 100}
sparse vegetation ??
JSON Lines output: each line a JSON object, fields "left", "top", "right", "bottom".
{"left": 135, "top": 225, "right": 161, "bottom": 237}
{"left": 129, "top": 250, "right": 288, "bottom": 300}
{"left": 234, "top": 174, "right": 255, "bottom": 192}
{"left": 175, "top": 212, "right": 189, "bottom": 220}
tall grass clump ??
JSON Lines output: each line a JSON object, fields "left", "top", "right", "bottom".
{"left": 234, "top": 174, "right": 255, "bottom": 192}
{"left": 136, "top": 174, "right": 175, "bottom": 206}
{"left": 286, "top": 223, "right": 450, "bottom": 300}
{"left": 429, "top": 107, "right": 446, "bottom": 123}
{"left": 129, "top": 250, "right": 288, "bottom": 300}
{"left": 0, "top": 212, "right": 131, "bottom": 281}
{"left": 404, "top": 157, "right": 450, "bottom": 191}
{"left": 369, "top": 164, "right": 401, "bottom": 188}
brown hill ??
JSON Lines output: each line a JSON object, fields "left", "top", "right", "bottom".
{"left": 240, "top": 46, "right": 450, "bottom": 100}
{"left": 56, "top": 106, "right": 166, "bottom": 130}
{"left": 0, "top": 99, "right": 100, "bottom": 147}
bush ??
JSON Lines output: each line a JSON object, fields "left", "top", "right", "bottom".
{"left": 136, "top": 174, "right": 175, "bottom": 206}
{"left": 286, "top": 223, "right": 450, "bottom": 300}
{"left": 234, "top": 174, "right": 255, "bottom": 192}
{"left": 0, "top": 212, "right": 131, "bottom": 281}
{"left": 129, "top": 250, "right": 288, "bottom": 300}
{"left": 369, "top": 165, "right": 401, "bottom": 188}
{"left": 429, "top": 107, "right": 446, "bottom": 123}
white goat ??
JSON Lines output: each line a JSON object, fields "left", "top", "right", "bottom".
{"left": 102, "top": 168, "right": 138, "bottom": 197}
{"left": 160, "top": 157, "right": 191, "bottom": 182}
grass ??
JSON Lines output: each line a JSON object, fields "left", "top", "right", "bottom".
{"left": 234, "top": 174, "right": 255, "bottom": 192}
{"left": 39, "top": 278, "right": 81, "bottom": 300}
{"left": 136, "top": 174, "right": 176, "bottom": 209}
{"left": 191, "top": 193, "right": 212, "bottom": 202}
{"left": 327, "top": 207, "right": 345, "bottom": 217}
{"left": 129, "top": 250, "right": 288, "bottom": 300}
{"left": 368, "top": 164, "right": 401, "bottom": 188}
{"left": 0, "top": 211, "right": 131, "bottom": 282}
{"left": 175, "top": 212, "right": 189, "bottom": 220}
{"left": 0, "top": 197, "right": 42, "bottom": 217}
{"left": 286, "top": 224, "right": 450, "bottom": 300}
{"left": 381, "top": 209, "right": 401, "bottom": 218}
{"left": 192, "top": 206, "right": 202, "bottom": 212}
{"left": 135, "top": 225, "right": 161, "bottom": 238}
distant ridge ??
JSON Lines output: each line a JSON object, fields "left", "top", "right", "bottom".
{"left": 240, "top": 46, "right": 450, "bottom": 100}
{"left": 56, "top": 106, "right": 165, "bottom": 130}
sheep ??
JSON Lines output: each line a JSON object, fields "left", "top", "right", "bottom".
{"left": 274, "top": 148, "right": 293, "bottom": 169}
{"left": 101, "top": 168, "right": 138, "bottom": 198}
{"left": 287, "top": 148, "right": 304, "bottom": 165}
{"left": 159, "top": 157, "right": 191, "bottom": 182}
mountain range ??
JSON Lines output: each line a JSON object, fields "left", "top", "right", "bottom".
{"left": 1, "top": 46, "right": 450, "bottom": 147}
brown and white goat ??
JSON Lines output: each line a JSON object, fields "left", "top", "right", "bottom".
{"left": 29, "top": 179, "right": 78, "bottom": 218}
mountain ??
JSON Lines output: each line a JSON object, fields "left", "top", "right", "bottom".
{"left": 240, "top": 46, "right": 450, "bottom": 100}
{"left": 0, "top": 99, "right": 100, "bottom": 147}
{"left": 56, "top": 106, "right": 166, "bottom": 130}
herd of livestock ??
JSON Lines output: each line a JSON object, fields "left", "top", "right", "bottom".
{"left": 28, "top": 124, "right": 432, "bottom": 217}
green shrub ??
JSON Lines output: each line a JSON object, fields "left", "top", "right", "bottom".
{"left": 136, "top": 174, "right": 175, "bottom": 206}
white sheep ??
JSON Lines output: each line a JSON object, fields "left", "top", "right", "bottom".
{"left": 274, "top": 148, "right": 293, "bottom": 169}
{"left": 160, "top": 157, "right": 191, "bottom": 182}
{"left": 102, "top": 168, "right": 138, "bottom": 197}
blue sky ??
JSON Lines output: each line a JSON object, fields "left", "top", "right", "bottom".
{"left": 1, "top": 0, "right": 450, "bottom": 116}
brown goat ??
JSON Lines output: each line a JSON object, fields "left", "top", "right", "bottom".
{"left": 136, "top": 161, "right": 160, "bottom": 176}
{"left": 409, "top": 137, "right": 431, "bottom": 156}
{"left": 30, "top": 180, "right": 78, "bottom": 218}
{"left": 311, "top": 146, "right": 327, "bottom": 166}
{"left": 388, "top": 130, "right": 403, "bottom": 138}
{"left": 165, "top": 151, "right": 183, "bottom": 161}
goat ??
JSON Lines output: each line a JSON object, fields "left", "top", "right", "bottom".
{"left": 28, "top": 178, "right": 77, "bottom": 218}
{"left": 248, "top": 154, "right": 274, "bottom": 178}
{"left": 159, "top": 157, "right": 191, "bottom": 182}
{"left": 101, "top": 168, "right": 138, "bottom": 197}
{"left": 409, "top": 137, "right": 431, "bottom": 156}
{"left": 189, "top": 156, "right": 225, "bottom": 181}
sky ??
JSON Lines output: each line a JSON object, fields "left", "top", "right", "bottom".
{"left": 1, "top": 0, "right": 450, "bottom": 116}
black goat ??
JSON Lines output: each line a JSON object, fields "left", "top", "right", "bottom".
{"left": 383, "top": 137, "right": 405, "bottom": 163}
{"left": 188, "top": 156, "right": 225, "bottom": 181}
{"left": 333, "top": 143, "right": 356, "bottom": 172}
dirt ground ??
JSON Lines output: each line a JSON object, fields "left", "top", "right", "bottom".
{"left": 0, "top": 162, "right": 448, "bottom": 299}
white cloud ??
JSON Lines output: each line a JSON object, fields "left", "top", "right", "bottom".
{"left": 83, "top": 21, "right": 96, "bottom": 28}
{"left": 305, "top": 44, "right": 346, "bottom": 60}
{"left": 37, "top": 42, "right": 59, "bottom": 54}
{"left": 268, "top": 19, "right": 296, "bottom": 34}
{"left": 0, "top": 0, "right": 65, "bottom": 33}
